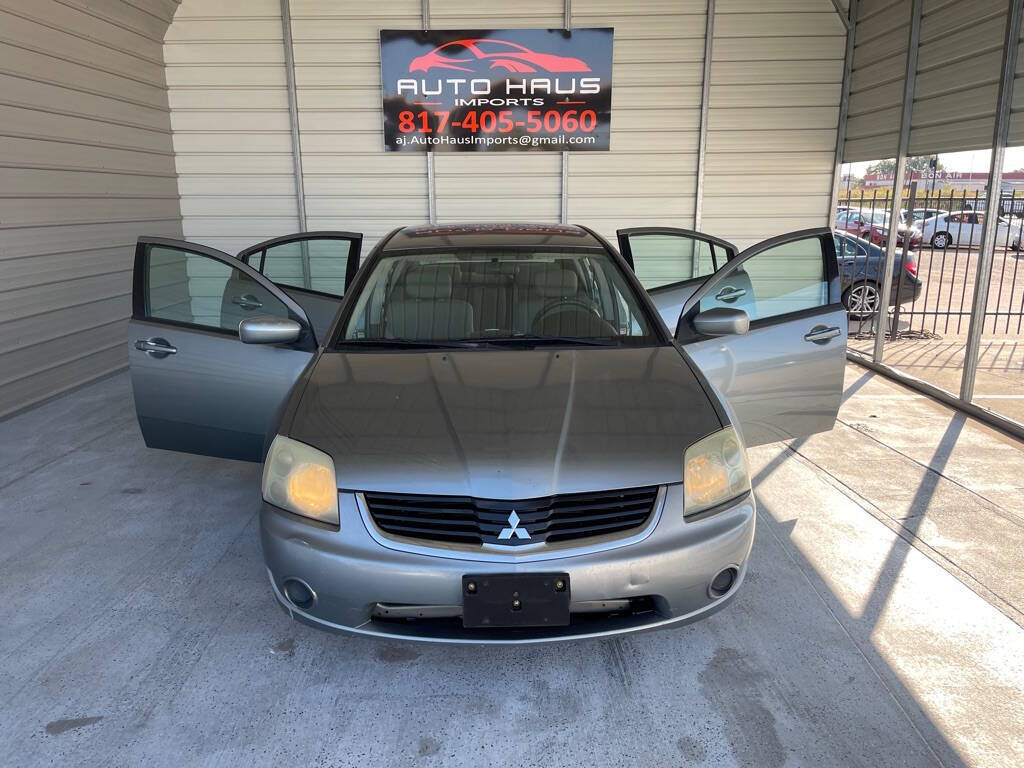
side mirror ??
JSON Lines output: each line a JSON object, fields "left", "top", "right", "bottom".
{"left": 692, "top": 307, "right": 750, "bottom": 337}
{"left": 239, "top": 316, "right": 302, "bottom": 345}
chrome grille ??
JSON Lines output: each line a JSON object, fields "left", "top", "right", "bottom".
{"left": 363, "top": 486, "right": 659, "bottom": 547}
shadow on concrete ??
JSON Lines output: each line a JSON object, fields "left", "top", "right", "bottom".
{"left": 752, "top": 373, "right": 972, "bottom": 766}
{"left": 857, "top": 414, "right": 965, "bottom": 624}
{"left": 0, "top": 371, "right": 984, "bottom": 767}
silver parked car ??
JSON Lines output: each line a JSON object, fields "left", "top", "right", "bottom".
{"left": 129, "top": 223, "right": 846, "bottom": 643}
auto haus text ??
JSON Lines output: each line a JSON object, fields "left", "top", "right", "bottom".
{"left": 396, "top": 76, "right": 602, "bottom": 107}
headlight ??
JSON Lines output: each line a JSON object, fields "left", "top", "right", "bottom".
{"left": 262, "top": 435, "right": 339, "bottom": 526}
{"left": 684, "top": 426, "right": 750, "bottom": 518}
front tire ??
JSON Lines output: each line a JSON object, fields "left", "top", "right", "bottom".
{"left": 932, "top": 231, "right": 951, "bottom": 249}
{"left": 843, "top": 282, "right": 881, "bottom": 319}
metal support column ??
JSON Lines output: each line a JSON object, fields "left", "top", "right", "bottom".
{"left": 960, "top": 0, "right": 1023, "bottom": 402}
{"left": 280, "top": 0, "right": 306, "bottom": 231}
{"left": 829, "top": 0, "right": 853, "bottom": 31}
{"left": 872, "top": 0, "right": 921, "bottom": 363}
{"left": 560, "top": 0, "right": 572, "bottom": 224}
{"left": 693, "top": 0, "right": 714, "bottom": 231}
{"left": 422, "top": 0, "right": 437, "bottom": 224}
{"left": 828, "top": 0, "right": 856, "bottom": 228}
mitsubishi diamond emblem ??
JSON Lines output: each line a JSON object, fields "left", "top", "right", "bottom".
{"left": 498, "top": 510, "right": 531, "bottom": 540}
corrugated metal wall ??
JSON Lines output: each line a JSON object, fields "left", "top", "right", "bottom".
{"left": 845, "top": 0, "right": 1017, "bottom": 162}
{"left": 165, "top": 0, "right": 299, "bottom": 254}
{"left": 0, "top": 0, "right": 182, "bottom": 419}
{"left": 165, "top": 0, "right": 847, "bottom": 256}
{"left": 1008, "top": 8, "right": 1024, "bottom": 146}
{"left": 910, "top": 0, "right": 1007, "bottom": 156}
{"left": 291, "top": 0, "right": 427, "bottom": 254}
{"left": 288, "top": 0, "right": 709, "bottom": 253}
{"left": 431, "top": 1, "right": 564, "bottom": 230}
{"left": 568, "top": 0, "right": 706, "bottom": 243}
{"left": 1, "top": 0, "right": 1019, "bottom": 420}
{"left": 704, "top": 0, "right": 848, "bottom": 249}
{"left": 845, "top": 0, "right": 910, "bottom": 162}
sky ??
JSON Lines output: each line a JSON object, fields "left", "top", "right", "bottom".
{"left": 844, "top": 147, "right": 1024, "bottom": 176}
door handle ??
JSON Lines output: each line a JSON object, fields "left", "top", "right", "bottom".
{"left": 715, "top": 286, "right": 746, "bottom": 303}
{"left": 803, "top": 325, "right": 841, "bottom": 344}
{"left": 135, "top": 338, "right": 177, "bottom": 357}
{"left": 232, "top": 294, "right": 263, "bottom": 310}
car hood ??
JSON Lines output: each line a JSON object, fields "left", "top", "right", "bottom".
{"left": 288, "top": 346, "right": 722, "bottom": 499}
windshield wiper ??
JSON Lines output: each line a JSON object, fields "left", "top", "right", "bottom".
{"left": 337, "top": 338, "right": 481, "bottom": 349}
{"left": 460, "top": 334, "right": 620, "bottom": 347}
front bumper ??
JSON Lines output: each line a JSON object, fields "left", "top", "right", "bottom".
{"left": 260, "top": 485, "right": 756, "bottom": 644}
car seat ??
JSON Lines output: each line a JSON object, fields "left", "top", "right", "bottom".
{"left": 384, "top": 264, "right": 475, "bottom": 340}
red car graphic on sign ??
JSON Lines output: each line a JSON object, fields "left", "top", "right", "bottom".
{"left": 409, "top": 38, "right": 591, "bottom": 74}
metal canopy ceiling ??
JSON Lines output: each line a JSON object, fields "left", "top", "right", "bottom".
{"left": 843, "top": 0, "right": 1023, "bottom": 163}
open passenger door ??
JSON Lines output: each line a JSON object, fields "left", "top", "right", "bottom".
{"left": 617, "top": 227, "right": 738, "bottom": 330}
{"left": 237, "top": 231, "right": 362, "bottom": 341}
{"left": 665, "top": 228, "right": 847, "bottom": 446}
{"left": 129, "top": 233, "right": 359, "bottom": 461}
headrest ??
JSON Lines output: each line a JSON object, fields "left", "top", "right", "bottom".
{"left": 461, "top": 268, "right": 509, "bottom": 286}
{"left": 530, "top": 265, "right": 578, "bottom": 298}
{"left": 402, "top": 265, "right": 453, "bottom": 299}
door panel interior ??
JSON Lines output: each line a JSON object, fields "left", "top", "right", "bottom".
{"left": 276, "top": 287, "right": 342, "bottom": 341}
{"left": 219, "top": 269, "right": 293, "bottom": 334}
{"left": 617, "top": 227, "right": 738, "bottom": 330}
{"left": 238, "top": 232, "right": 362, "bottom": 341}
{"left": 131, "top": 237, "right": 316, "bottom": 461}
{"left": 643, "top": 279, "right": 706, "bottom": 332}
{"left": 677, "top": 228, "right": 846, "bottom": 447}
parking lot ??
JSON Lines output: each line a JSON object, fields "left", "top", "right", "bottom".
{"left": 849, "top": 244, "right": 1024, "bottom": 423}
{"left": 2, "top": 366, "right": 1022, "bottom": 767}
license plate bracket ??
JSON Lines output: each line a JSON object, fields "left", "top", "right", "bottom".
{"left": 462, "top": 573, "right": 570, "bottom": 628}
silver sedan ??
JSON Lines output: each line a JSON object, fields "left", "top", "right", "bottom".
{"left": 127, "top": 222, "right": 846, "bottom": 643}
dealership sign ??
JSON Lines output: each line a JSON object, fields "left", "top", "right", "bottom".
{"left": 379, "top": 28, "right": 613, "bottom": 152}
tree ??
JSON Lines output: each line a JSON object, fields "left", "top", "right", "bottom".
{"left": 865, "top": 158, "right": 895, "bottom": 175}
{"left": 865, "top": 156, "right": 945, "bottom": 175}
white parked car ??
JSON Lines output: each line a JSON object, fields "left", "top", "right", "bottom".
{"left": 905, "top": 208, "right": 946, "bottom": 224}
{"left": 918, "top": 211, "right": 1022, "bottom": 249}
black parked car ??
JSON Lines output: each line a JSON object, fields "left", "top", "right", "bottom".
{"left": 833, "top": 232, "right": 922, "bottom": 319}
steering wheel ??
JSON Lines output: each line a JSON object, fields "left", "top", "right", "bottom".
{"left": 532, "top": 298, "right": 618, "bottom": 336}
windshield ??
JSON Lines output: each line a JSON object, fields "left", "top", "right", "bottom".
{"left": 339, "top": 248, "right": 661, "bottom": 348}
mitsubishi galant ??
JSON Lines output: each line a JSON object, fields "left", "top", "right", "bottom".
{"left": 128, "top": 222, "right": 846, "bottom": 643}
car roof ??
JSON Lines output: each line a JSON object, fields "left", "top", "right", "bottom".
{"left": 382, "top": 222, "right": 605, "bottom": 251}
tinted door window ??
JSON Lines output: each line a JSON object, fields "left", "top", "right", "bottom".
{"left": 625, "top": 234, "right": 718, "bottom": 289}
{"left": 145, "top": 245, "right": 289, "bottom": 333}
{"left": 259, "top": 238, "right": 354, "bottom": 297}
{"left": 834, "top": 234, "right": 858, "bottom": 257}
{"left": 699, "top": 236, "right": 828, "bottom": 322}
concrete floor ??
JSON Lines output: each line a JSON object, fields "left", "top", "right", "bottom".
{"left": 1, "top": 366, "right": 1022, "bottom": 767}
